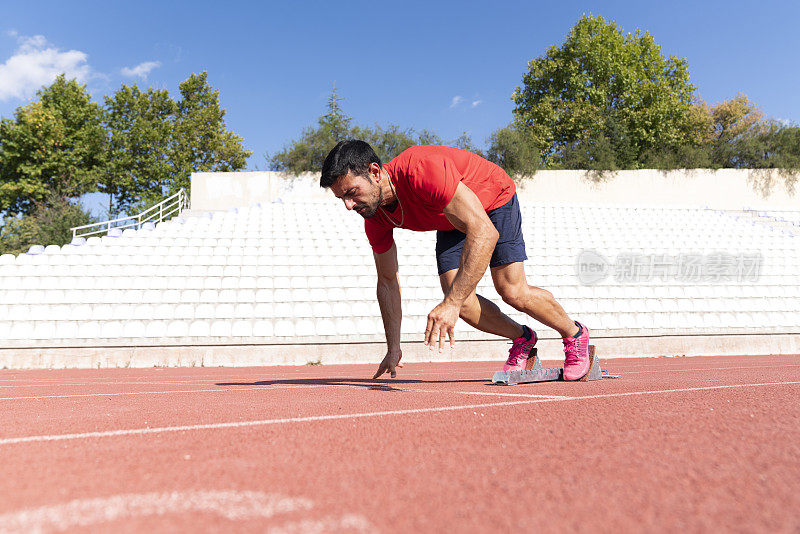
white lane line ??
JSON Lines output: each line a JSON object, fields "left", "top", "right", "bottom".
{"left": 0, "top": 370, "right": 487, "bottom": 382}
{"left": 1, "top": 381, "right": 798, "bottom": 446}
{"left": 399, "top": 388, "right": 570, "bottom": 399}
{"left": 1, "top": 362, "right": 796, "bottom": 386}
{"left": 571, "top": 381, "right": 800, "bottom": 400}
{"left": 0, "top": 383, "right": 379, "bottom": 401}
{"left": 0, "top": 380, "right": 222, "bottom": 389}
{"left": 623, "top": 365, "right": 800, "bottom": 374}
{"left": 0, "top": 372, "right": 492, "bottom": 387}
{"left": 0, "top": 382, "right": 574, "bottom": 402}
{"left": 0, "top": 400, "right": 554, "bottom": 445}
{"left": 0, "top": 380, "right": 393, "bottom": 389}
{"left": 0, "top": 368, "right": 505, "bottom": 382}
{"left": 450, "top": 391, "right": 571, "bottom": 399}
{"left": 0, "top": 382, "right": 563, "bottom": 401}
{"left": 1, "top": 357, "right": 797, "bottom": 381}
{"left": 0, "top": 490, "right": 312, "bottom": 533}
{"left": 443, "top": 381, "right": 800, "bottom": 401}
{"left": 0, "top": 387, "right": 282, "bottom": 401}
{"left": 0, "top": 374, "right": 488, "bottom": 386}
{"left": 267, "top": 514, "right": 374, "bottom": 534}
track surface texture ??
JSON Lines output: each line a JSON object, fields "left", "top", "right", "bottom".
{"left": 0, "top": 354, "right": 798, "bottom": 533}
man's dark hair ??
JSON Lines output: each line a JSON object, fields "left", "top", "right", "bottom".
{"left": 320, "top": 139, "right": 382, "bottom": 188}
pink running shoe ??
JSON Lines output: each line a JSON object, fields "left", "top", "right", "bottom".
{"left": 563, "top": 321, "right": 590, "bottom": 381}
{"left": 503, "top": 326, "right": 538, "bottom": 371}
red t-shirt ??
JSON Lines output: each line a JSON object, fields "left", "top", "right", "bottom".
{"left": 365, "top": 145, "right": 516, "bottom": 254}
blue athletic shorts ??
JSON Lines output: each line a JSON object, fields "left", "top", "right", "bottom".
{"left": 435, "top": 193, "right": 527, "bottom": 275}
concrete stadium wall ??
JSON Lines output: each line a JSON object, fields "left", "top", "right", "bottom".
{"left": 514, "top": 169, "right": 798, "bottom": 209}
{"left": 190, "top": 168, "right": 798, "bottom": 211}
{"left": 190, "top": 171, "right": 326, "bottom": 211}
{"left": 2, "top": 333, "right": 799, "bottom": 369}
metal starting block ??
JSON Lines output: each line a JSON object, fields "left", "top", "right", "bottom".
{"left": 492, "top": 345, "right": 619, "bottom": 385}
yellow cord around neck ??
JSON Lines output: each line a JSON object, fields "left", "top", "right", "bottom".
{"left": 379, "top": 173, "right": 404, "bottom": 228}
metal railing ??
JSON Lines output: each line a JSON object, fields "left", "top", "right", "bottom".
{"left": 71, "top": 188, "right": 190, "bottom": 239}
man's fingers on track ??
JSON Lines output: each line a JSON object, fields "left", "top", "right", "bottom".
{"left": 372, "top": 364, "right": 386, "bottom": 379}
{"left": 425, "top": 317, "right": 434, "bottom": 347}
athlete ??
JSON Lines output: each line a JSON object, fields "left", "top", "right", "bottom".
{"left": 320, "top": 140, "right": 590, "bottom": 380}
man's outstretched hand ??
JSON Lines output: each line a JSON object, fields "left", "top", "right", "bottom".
{"left": 373, "top": 349, "right": 403, "bottom": 379}
{"left": 425, "top": 300, "right": 460, "bottom": 353}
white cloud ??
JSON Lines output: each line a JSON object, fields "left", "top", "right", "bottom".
{"left": 450, "top": 95, "right": 483, "bottom": 109}
{"left": 0, "top": 33, "right": 91, "bottom": 101}
{"left": 121, "top": 61, "right": 161, "bottom": 80}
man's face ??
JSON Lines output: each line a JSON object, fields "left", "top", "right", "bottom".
{"left": 330, "top": 170, "right": 383, "bottom": 219}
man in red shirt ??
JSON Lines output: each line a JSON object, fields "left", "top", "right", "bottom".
{"left": 321, "top": 140, "right": 590, "bottom": 380}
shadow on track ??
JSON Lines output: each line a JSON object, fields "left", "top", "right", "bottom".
{"left": 216, "top": 377, "right": 488, "bottom": 392}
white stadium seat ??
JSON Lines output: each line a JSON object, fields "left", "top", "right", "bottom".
{"left": 253, "top": 319, "right": 273, "bottom": 337}
{"left": 295, "top": 319, "right": 315, "bottom": 337}
{"left": 0, "top": 201, "right": 795, "bottom": 347}
{"left": 167, "top": 320, "right": 190, "bottom": 337}
{"left": 145, "top": 320, "right": 168, "bottom": 338}
{"left": 273, "top": 319, "right": 295, "bottom": 337}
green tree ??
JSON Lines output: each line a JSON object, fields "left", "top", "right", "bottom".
{"left": 511, "top": 14, "right": 698, "bottom": 168}
{"left": 450, "top": 131, "right": 483, "bottom": 156}
{"left": 0, "top": 103, "right": 59, "bottom": 216}
{"left": 638, "top": 143, "right": 713, "bottom": 171}
{"left": 271, "top": 87, "right": 462, "bottom": 173}
{"left": 0, "top": 192, "right": 95, "bottom": 255}
{"left": 352, "top": 123, "right": 420, "bottom": 163}
{"left": 417, "top": 129, "right": 444, "bottom": 146}
{"left": 102, "top": 84, "right": 176, "bottom": 218}
{"left": 167, "top": 72, "right": 251, "bottom": 206}
{"left": 734, "top": 123, "right": 800, "bottom": 193}
{"left": 1, "top": 72, "right": 251, "bottom": 225}
{"left": 486, "top": 123, "right": 541, "bottom": 177}
{"left": 0, "top": 75, "right": 104, "bottom": 216}
{"left": 270, "top": 86, "right": 354, "bottom": 174}
{"left": 706, "top": 94, "right": 765, "bottom": 168}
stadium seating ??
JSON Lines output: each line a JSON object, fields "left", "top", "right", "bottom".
{"left": 0, "top": 199, "right": 798, "bottom": 348}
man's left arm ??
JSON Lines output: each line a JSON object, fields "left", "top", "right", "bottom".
{"left": 424, "top": 182, "right": 499, "bottom": 351}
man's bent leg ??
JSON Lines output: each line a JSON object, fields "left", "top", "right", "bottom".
{"left": 490, "top": 261, "right": 579, "bottom": 338}
{"left": 439, "top": 268, "right": 522, "bottom": 340}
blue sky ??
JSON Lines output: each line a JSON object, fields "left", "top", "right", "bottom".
{"left": 2, "top": 0, "right": 799, "bottom": 217}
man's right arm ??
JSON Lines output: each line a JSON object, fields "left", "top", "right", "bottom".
{"left": 374, "top": 241, "right": 401, "bottom": 352}
{"left": 372, "top": 242, "right": 404, "bottom": 378}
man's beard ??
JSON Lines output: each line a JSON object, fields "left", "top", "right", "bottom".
{"left": 356, "top": 185, "right": 383, "bottom": 219}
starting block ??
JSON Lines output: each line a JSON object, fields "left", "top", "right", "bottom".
{"left": 492, "top": 345, "right": 619, "bottom": 385}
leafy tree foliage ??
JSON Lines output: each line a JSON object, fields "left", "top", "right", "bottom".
{"left": 735, "top": 123, "right": 800, "bottom": 193}
{"left": 270, "top": 86, "right": 473, "bottom": 173}
{"left": 492, "top": 14, "right": 799, "bottom": 191}
{"left": 511, "top": 14, "right": 698, "bottom": 168}
{"left": 450, "top": 131, "right": 482, "bottom": 155}
{"left": 169, "top": 73, "right": 250, "bottom": 198}
{"left": 485, "top": 124, "right": 540, "bottom": 177}
{"left": 1, "top": 72, "right": 251, "bottom": 224}
{"left": 269, "top": 87, "right": 354, "bottom": 174}
{"left": 102, "top": 85, "right": 176, "bottom": 218}
{"left": 0, "top": 192, "right": 95, "bottom": 255}
{"left": 0, "top": 103, "right": 58, "bottom": 216}
{"left": 705, "top": 94, "right": 766, "bottom": 168}
{"left": 0, "top": 75, "right": 104, "bottom": 216}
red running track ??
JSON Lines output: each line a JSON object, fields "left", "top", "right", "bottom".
{"left": 0, "top": 354, "right": 798, "bottom": 533}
